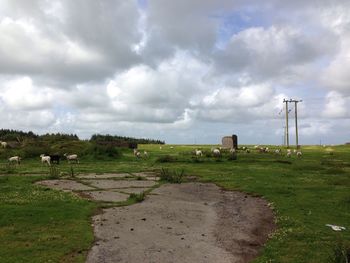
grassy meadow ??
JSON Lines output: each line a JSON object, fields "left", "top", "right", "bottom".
{"left": 0, "top": 144, "right": 349, "bottom": 262}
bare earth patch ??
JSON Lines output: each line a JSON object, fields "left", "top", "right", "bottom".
{"left": 82, "top": 179, "right": 157, "bottom": 189}
{"left": 87, "top": 182, "right": 275, "bottom": 263}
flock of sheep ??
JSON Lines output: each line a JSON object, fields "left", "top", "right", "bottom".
{"left": 188, "top": 145, "right": 302, "bottom": 158}
{"left": 7, "top": 153, "right": 79, "bottom": 166}
{"left": 3, "top": 140, "right": 303, "bottom": 165}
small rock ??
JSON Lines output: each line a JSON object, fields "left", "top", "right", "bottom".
{"left": 141, "top": 218, "right": 146, "bottom": 221}
{"left": 130, "top": 228, "right": 134, "bottom": 231}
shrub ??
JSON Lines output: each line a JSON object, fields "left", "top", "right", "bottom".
{"left": 156, "top": 155, "right": 177, "bottom": 163}
{"left": 159, "top": 168, "right": 184, "bottom": 183}
{"left": 82, "top": 143, "right": 122, "bottom": 160}
{"left": 227, "top": 152, "right": 237, "bottom": 161}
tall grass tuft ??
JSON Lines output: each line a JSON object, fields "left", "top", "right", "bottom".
{"left": 160, "top": 168, "right": 184, "bottom": 183}
{"left": 48, "top": 165, "right": 60, "bottom": 179}
{"left": 128, "top": 192, "right": 145, "bottom": 202}
{"left": 328, "top": 240, "right": 350, "bottom": 263}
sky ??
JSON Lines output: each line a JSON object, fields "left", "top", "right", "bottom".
{"left": 0, "top": 0, "right": 349, "bottom": 145}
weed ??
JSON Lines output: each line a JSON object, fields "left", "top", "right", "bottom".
{"left": 128, "top": 192, "right": 145, "bottom": 202}
{"left": 328, "top": 240, "right": 350, "bottom": 263}
{"left": 48, "top": 165, "right": 60, "bottom": 179}
{"left": 159, "top": 168, "right": 184, "bottom": 183}
{"left": 70, "top": 166, "right": 75, "bottom": 177}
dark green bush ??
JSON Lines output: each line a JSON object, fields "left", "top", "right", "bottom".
{"left": 82, "top": 143, "right": 122, "bottom": 160}
{"left": 156, "top": 155, "right": 177, "bottom": 163}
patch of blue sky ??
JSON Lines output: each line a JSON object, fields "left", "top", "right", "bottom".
{"left": 137, "top": 0, "right": 147, "bottom": 10}
{"left": 214, "top": 8, "right": 270, "bottom": 50}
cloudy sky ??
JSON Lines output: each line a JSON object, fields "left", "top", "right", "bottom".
{"left": 0, "top": 0, "right": 349, "bottom": 145}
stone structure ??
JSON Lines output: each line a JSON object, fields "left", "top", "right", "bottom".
{"left": 222, "top": 135, "right": 238, "bottom": 149}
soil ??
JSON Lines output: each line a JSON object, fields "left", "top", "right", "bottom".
{"left": 86, "top": 182, "right": 275, "bottom": 263}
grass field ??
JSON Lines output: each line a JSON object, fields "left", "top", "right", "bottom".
{"left": 0, "top": 144, "right": 349, "bottom": 262}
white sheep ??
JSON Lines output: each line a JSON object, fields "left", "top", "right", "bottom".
{"left": 275, "top": 149, "right": 281, "bottom": 155}
{"left": 195, "top": 149, "right": 203, "bottom": 156}
{"left": 64, "top": 153, "right": 79, "bottom": 163}
{"left": 135, "top": 151, "right": 141, "bottom": 158}
{"left": 286, "top": 150, "right": 292, "bottom": 158}
{"left": 296, "top": 151, "right": 302, "bottom": 158}
{"left": 40, "top": 154, "right": 51, "bottom": 166}
{"left": 8, "top": 156, "right": 21, "bottom": 164}
{"left": 229, "top": 148, "right": 236, "bottom": 153}
{"left": 133, "top": 148, "right": 138, "bottom": 156}
{"left": 212, "top": 149, "right": 221, "bottom": 157}
{"left": 0, "top": 141, "right": 7, "bottom": 148}
{"left": 170, "top": 146, "right": 174, "bottom": 149}
{"left": 143, "top": 151, "right": 149, "bottom": 158}
{"left": 242, "top": 146, "right": 247, "bottom": 150}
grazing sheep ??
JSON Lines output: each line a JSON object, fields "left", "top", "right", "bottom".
{"left": 40, "top": 154, "right": 51, "bottom": 166}
{"left": 135, "top": 151, "right": 141, "bottom": 158}
{"left": 50, "top": 155, "right": 60, "bottom": 164}
{"left": 170, "top": 146, "right": 174, "bottom": 149}
{"left": 195, "top": 149, "right": 203, "bottom": 157}
{"left": 254, "top": 145, "right": 259, "bottom": 149}
{"left": 293, "top": 149, "right": 297, "bottom": 153}
{"left": 143, "top": 151, "right": 149, "bottom": 158}
{"left": 296, "top": 151, "right": 302, "bottom": 158}
{"left": 64, "top": 153, "right": 79, "bottom": 163}
{"left": 8, "top": 156, "right": 21, "bottom": 164}
{"left": 246, "top": 149, "right": 250, "bottom": 153}
{"left": 133, "top": 148, "right": 138, "bottom": 156}
{"left": 229, "top": 148, "right": 236, "bottom": 153}
{"left": 286, "top": 149, "right": 292, "bottom": 158}
{"left": 0, "top": 141, "right": 7, "bottom": 148}
{"left": 159, "top": 146, "right": 162, "bottom": 150}
{"left": 242, "top": 146, "right": 247, "bottom": 151}
{"left": 264, "top": 147, "right": 269, "bottom": 153}
{"left": 212, "top": 149, "right": 221, "bottom": 157}
{"left": 275, "top": 149, "right": 281, "bottom": 155}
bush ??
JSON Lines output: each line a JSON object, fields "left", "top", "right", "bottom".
{"left": 159, "top": 168, "right": 184, "bottom": 183}
{"left": 156, "top": 155, "right": 177, "bottom": 163}
{"left": 227, "top": 152, "right": 237, "bottom": 161}
{"left": 82, "top": 143, "right": 122, "bottom": 160}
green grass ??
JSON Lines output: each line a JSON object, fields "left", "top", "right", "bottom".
{"left": 0, "top": 144, "right": 349, "bottom": 262}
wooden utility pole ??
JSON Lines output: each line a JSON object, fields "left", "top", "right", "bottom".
{"left": 283, "top": 99, "right": 289, "bottom": 148}
{"left": 289, "top": 99, "right": 302, "bottom": 148}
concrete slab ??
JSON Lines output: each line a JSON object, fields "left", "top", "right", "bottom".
{"left": 36, "top": 179, "right": 94, "bottom": 191}
{"left": 83, "top": 191, "right": 129, "bottom": 202}
{"left": 82, "top": 179, "right": 157, "bottom": 189}
{"left": 77, "top": 173, "right": 131, "bottom": 179}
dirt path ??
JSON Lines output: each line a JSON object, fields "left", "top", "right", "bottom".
{"left": 86, "top": 183, "right": 275, "bottom": 263}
